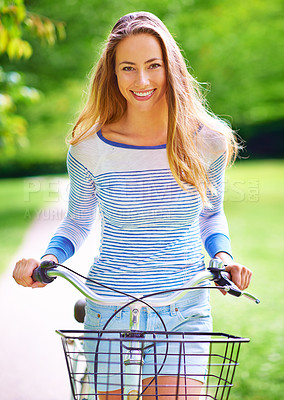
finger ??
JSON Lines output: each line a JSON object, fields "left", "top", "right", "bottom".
{"left": 32, "top": 282, "right": 46, "bottom": 289}
{"left": 225, "top": 265, "right": 242, "bottom": 288}
{"left": 240, "top": 269, "right": 246, "bottom": 290}
{"left": 241, "top": 267, "right": 252, "bottom": 290}
{"left": 13, "top": 258, "right": 39, "bottom": 287}
{"left": 13, "top": 259, "right": 28, "bottom": 286}
{"left": 214, "top": 282, "right": 227, "bottom": 295}
{"left": 21, "top": 259, "right": 35, "bottom": 287}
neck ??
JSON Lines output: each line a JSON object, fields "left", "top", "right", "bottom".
{"left": 122, "top": 99, "right": 168, "bottom": 144}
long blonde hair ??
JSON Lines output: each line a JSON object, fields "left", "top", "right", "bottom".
{"left": 70, "top": 12, "right": 238, "bottom": 203}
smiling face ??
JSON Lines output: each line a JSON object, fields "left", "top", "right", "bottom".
{"left": 115, "top": 33, "right": 167, "bottom": 113}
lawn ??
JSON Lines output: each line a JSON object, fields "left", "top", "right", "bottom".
{"left": 0, "top": 176, "right": 62, "bottom": 273}
{"left": 210, "top": 159, "right": 284, "bottom": 399}
{"left": 0, "top": 160, "right": 283, "bottom": 398}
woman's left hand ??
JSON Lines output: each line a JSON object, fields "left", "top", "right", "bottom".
{"left": 215, "top": 252, "right": 252, "bottom": 291}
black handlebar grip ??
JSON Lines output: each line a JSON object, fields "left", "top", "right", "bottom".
{"left": 32, "top": 261, "right": 57, "bottom": 284}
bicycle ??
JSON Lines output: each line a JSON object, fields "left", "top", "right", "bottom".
{"left": 32, "top": 257, "right": 260, "bottom": 400}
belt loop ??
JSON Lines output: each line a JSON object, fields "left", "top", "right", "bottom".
{"left": 114, "top": 307, "right": 121, "bottom": 319}
{"left": 170, "top": 303, "right": 177, "bottom": 316}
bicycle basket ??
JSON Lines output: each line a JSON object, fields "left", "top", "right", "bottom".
{"left": 57, "top": 330, "right": 249, "bottom": 400}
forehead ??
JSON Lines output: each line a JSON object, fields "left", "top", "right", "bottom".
{"left": 115, "top": 33, "right": 163, "bottom": 63}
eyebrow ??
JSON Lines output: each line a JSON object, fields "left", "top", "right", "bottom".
{"left": 119, "top": 58, "right": 163, "bottom": 65}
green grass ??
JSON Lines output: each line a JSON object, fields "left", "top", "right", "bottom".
{"left": 0, "top": 176, "right": 62, "bottom": 273}
{"left": 210, "top": 159, "right": 284, "bottom": 399}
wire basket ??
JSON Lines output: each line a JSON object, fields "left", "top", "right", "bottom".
{"left": 57, "top": 330, "right": 249, "bottom": 400}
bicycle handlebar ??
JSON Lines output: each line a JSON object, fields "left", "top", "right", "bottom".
{"left": 32, "top": 258, "right": 260, "bottom": 306}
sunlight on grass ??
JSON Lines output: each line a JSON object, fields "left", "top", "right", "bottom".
{"left": 211, "top": 159, "right": 284, "bottom": 400}
{"left": 0, "top": 176, "right": 65, "bottom": 274}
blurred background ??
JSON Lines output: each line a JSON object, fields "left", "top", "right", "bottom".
{"left": 0, "top": 1, "right": 283, "bottom": 399}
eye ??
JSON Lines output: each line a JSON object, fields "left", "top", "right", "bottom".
{"left": 149, "top": 63, "right": 161, "bottom": 69}
{"left": 122, "top": 66, "right": 134, "bottom": 71}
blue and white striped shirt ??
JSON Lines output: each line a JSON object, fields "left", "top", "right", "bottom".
{"left": 44, "top": 126, "right": 231, "bottom": 296}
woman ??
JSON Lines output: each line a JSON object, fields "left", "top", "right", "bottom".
{"left": 13, "top": 11, "right": 252, "bottom": 399}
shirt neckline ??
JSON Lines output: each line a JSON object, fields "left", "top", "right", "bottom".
{"left": 97, "top": 130, "right": 167, "bottom": 150}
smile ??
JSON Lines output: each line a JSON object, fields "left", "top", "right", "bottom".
{"left": 132, "top": 89, "right": 155, "bottom": 97}
{"left": 130, "top": 89, "right": 156, "bottom": 100}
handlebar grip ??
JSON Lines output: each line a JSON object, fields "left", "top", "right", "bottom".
{"left": 32, "top": 261, "right": 57, "bottom": 284}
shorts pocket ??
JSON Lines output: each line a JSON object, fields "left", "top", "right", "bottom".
{"left": 175, "top": 289, "right": 211, "bottom": 322}
{"left": 84, "top": 307, "right": 115, "bottom": 330}
{"left": 84, "top": 310, "right": 102, "bottom": 329}
{"left": 84, "top": 304, "right": 126, "bottom": 330}
{"left": 176, "top": 305, "right": 211, "bottom": 322}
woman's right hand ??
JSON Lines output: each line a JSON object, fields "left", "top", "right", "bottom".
{"left": 13, "top": 255, "right": 58, "bottom": 288}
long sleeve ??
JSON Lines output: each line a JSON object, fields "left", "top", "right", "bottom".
{"left": 199, "top": 151, "right": 232, "bottom": 258}
{"left": 42, "top": 148, "right": 98, "bottom": 263}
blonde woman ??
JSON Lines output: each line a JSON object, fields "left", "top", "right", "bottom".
{"left": 13, "top": 11, "right": 252, "bottom": 399}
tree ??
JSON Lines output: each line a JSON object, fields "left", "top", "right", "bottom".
{"left": 0, "top": 0, "right": 65, "bottom": 154}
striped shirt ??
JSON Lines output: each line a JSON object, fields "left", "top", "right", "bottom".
{"left": 44, "top": 126, "right": 231, "bottom": 296}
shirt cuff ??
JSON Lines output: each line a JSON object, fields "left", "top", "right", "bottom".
{"left": 204, "top": 233, "right": 232, "bottom": 259}
{"left": 41, "top": 236, "right": 75, "bottom": 264}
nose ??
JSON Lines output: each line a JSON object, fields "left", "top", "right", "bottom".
{"left": 135, "top": 69, "right": 149, "bottom": 87}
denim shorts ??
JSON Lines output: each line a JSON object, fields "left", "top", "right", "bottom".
{"left": 84, "top": 288, "right": 212, "bottom": 392}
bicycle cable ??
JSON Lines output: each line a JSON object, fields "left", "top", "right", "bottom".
{"left": 56, "top": 262, "right": 171, "bottom": 397}
{"left": 54, "top": 262, "right": 224, "bottom": 398}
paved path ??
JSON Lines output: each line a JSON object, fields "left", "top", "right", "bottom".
{"left": 0, "top": 178, "right": 100, "bottom": 400}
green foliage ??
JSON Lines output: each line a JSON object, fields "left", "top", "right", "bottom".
{"left": 10, "top": 0, "right": 282, "bottom": 125}
{"left": 0, "top": 0, "right": 283, "bottom": 176}
{"left": 0, "top": 66, "right": 40, "bottom": 154}
{"left": 0, "top": 0, "right": 65, "bottom": 59}
{"left": 0, "top": 0, "right": 66, "bottom": 155}
{"left": 0, "top": 0, "right": 32, "bottom": 59}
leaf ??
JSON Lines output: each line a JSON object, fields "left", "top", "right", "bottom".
{"left": 15, "top": 3, "right": 26, "bottom": 23}
{"left": 25, "top": 12, "right": 66, "bottom": 45}
{"left": 21, "top": 40, "right": 33, "bottom": 59}
{"left": 56, "top": 22, "right": 66, "bottom": 41}
{"left": 6, "top": 37, "right": 32, "bottom": 60}
{"left": 44, "top": 19, "right": 56, "bottom": 45}
{"left": 0, "top": 93, "right": 14, "bottom": 111}
{"left": 0, "top": 26, "right": 9, "bottom": 53}
{"left": 6, "top": 36, "right": 18, "bottom": 59}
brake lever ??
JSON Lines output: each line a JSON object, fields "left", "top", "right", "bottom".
{"left": 208, "top": 257, "right": 260, "bottom": 303}
{"left": 214, "top": 270, "right": 242, "bottom": 297}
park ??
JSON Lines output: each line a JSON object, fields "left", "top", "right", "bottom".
{"left": 0, "top": 1, "right": 283, "bottom": 399}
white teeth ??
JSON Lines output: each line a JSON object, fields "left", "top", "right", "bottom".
{"left": 133, "top": 90, "right": 154, "bottom": 97}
